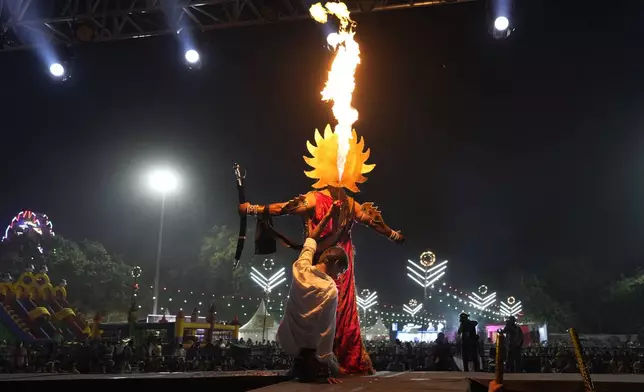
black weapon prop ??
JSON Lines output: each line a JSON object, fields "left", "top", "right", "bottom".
{"left": 233, "top": 163, "right": 246, "bottom": 270}
{"left": 232, "top": 163, "right": 345, "bottom": 269}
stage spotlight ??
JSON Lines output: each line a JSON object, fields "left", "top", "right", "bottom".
{"left": 49, "top": 62, "right": 65, "bottom": 77}
{"left": 488, "top": 0, "right": 515, "bottom": 40}
{"left": 183, "top": 48, "right": 202, "bottom": 70}
{"left": 184, "top": 49, "right": 200, "bottom": 64}
{"left": 494, "top": 16, "right": 509, "bottom": 31}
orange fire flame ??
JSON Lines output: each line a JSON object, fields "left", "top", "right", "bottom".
{"left": 309, "top": 2, "right": 361, "bottom": 181}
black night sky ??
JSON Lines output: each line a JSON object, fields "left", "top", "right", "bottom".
{"left": 1, "top": 0, "right": 644, "bottom": 306}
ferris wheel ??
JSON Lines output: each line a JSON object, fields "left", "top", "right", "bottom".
{"left": 2, "top": 210, "right": 55, "bottom": 242}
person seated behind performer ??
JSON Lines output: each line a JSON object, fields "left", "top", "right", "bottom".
{"left": 277, "top": 201, "right": 347, "bottom": 384}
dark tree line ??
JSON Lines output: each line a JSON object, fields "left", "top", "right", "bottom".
{"left": 519, "top": 259, "right": 644, "bottom": 334}
{"left": 0, "top": 235, "right": 132, "bottom": 316}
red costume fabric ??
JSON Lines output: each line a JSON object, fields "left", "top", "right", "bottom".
{"left": 311, "top": 192, "right": 373, "bottom": 375}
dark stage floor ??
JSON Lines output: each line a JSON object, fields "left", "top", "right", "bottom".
{"left": 0, "top": 370, "right": 289, "bottom": 391}
{"left": 1, "top": 371, "right": 644, "bottom": 392}
{"left": 255, "top": 371, "right": 644, "bottom": 392}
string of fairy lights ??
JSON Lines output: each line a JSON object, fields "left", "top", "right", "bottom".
{"left": 142, "top": 287, "right": 288, "bottom": 319}
{"left": 133, "top": 251, "right": 523, "bottom": 329}
{"left": 142, "top": 285, "right": 450, "bottom": 326}
{"left": 405, "top": 250, "right": 524, "bottom": 323}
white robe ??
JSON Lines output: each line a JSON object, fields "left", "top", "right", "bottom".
{"left": 277, "top": 238, "right": 338, "bottom": 366}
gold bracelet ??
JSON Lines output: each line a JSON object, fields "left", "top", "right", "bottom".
{"left": 246, "top": 204, "right": 259, "bottom": 216}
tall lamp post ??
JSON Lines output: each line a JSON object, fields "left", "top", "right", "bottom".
{"left": 149, "top": 169, "right": 178, "bottom": 315}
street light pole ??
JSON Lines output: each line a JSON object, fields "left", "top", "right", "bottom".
{"left": 148, "top": 168, "right": 177, "bottom": 316}
{"left": 152, "top": 193, "right": 166, "bottom": 315}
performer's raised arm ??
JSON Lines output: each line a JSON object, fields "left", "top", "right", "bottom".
{"left": 239, "top": 192, "right": 316, "bottom": 217}
{"left": 353, "top": 200, "right": 405, "bottom": 244}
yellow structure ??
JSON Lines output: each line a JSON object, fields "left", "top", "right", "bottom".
{"left": 0, "top": 270, "right": 68, "bottom": 303}
{"left": 173, "top": 310, "right": 239, "bottom": 343}
{"left": 0, "top": 267, "right": 89, "bottom": 341}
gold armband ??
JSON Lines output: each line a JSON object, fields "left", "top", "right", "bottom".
{"left": 246, "top": 204, "right": 264, "bottom": 216}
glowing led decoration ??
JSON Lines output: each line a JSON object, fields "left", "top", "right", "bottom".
{"left": 357, "top": 290, "right": 378, "bottom": 312}
{"left": 406, "top": 258, "right": 448, "bottom": 289}
{"left": 360, "top": 288, "right": 371, "bottom": 298}
{"left": 262, "top": 257, "right": 275, "bottom": 271}
{"left": 500, "top": 296, "right": 522, "bottom": 318}
{"left": 408, "top": 298, "right": 418, "bottom": 308}
{"left": 468, "top": 287, "right": 496, "bottom": 311}
{"left": 250, "top": 266, "right": 286, "bottom": 293}
{"left": 403, "top": 301, "right": 423, "bottom": 317}
{"left": 131, "top": 266, "right": 142, "bottom": 279}
{"left": 2, "top": 211, "right": 55, "bottom": 242}
{"left": 420, "top": 250, "right": 436, "bottom": 267}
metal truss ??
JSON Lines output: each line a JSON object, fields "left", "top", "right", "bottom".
{"left": 0, "top": 0, "right": 475, "bottom": 52}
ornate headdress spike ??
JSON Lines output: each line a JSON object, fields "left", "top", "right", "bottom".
{"left": 303, "top": 124, "right": 375, "bottom": 193}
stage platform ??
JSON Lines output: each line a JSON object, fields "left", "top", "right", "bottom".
{"left": 0, "top": 370, "right": 289, "bottom": 391}
{"left": 1, "top": 371, "right": 643, "bottom": 392}
{"left": 255, "top": 371, "right": 644, "bottom": 392}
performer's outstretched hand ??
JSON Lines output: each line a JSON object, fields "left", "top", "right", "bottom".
{"left": 489, "top": 380, "right": 504, "bottom": 392}
{"left": 310, "top": 201, "right": 341, "bottom": 240}
{"left": 393, "top": 231, "right": 406, "bottom": 244}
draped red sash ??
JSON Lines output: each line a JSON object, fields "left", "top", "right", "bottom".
{"left": 310, "top": 192, "right": 373, "bottom": 375}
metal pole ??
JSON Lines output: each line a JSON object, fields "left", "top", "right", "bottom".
{"left": 152, "top": 193, "right": 166, "bottom": 315}
{"left": 262, "top": 293, "right": 269, "bottom": 343}
{"left": 422, "top": 267, "right": 428, "bottom": 342}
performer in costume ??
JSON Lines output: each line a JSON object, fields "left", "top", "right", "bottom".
{"left": 239, "top": 125, "right": 405, "bottom": 374}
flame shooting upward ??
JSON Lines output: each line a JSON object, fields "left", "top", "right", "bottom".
{"left": 309, "top": 2, "right": 360, "bottom": 182}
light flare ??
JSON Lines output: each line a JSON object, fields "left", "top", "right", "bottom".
{"left": 309, "top": 2, "right": 361, "bottom": 181}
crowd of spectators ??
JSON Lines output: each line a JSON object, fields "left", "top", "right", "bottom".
{"left": 1, "top": 336, "right": 642, "bottom": 375}
{"left": 0, "top": 337, "right": 291, "bottom": 374}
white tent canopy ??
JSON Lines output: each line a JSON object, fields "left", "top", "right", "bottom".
{"left": 364, "top": 318, "right": 390, "bottom": 341}
{"left": 239, "top": 299, "right": 279, "bottom": 342}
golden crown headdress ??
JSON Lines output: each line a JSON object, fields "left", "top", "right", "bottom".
{"left": 303, "top": 124, "right": 375, "bottom": 193}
